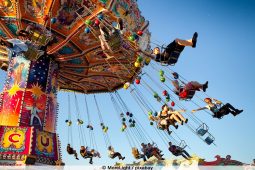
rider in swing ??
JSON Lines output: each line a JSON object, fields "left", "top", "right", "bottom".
{"left": 137, "top": 32, "right": 198, "bottom": 65}
{"left": 192, "top": 98, "right": 243, "bottom": 119}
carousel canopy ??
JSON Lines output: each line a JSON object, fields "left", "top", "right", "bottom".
{"left": 0, "top": 0, "right": 151, "bottom": 93}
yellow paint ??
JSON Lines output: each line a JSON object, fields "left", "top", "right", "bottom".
{"left": 28, "top": 83, "right": 45, "bottom": 99}
{"left": 134, "top": 61, "right": 141, "bottom": 68}
{"left": 36, "top": 131, "right": 53, "bottom": 153}
{"left": 7, "top": 83, "right": 21, "bottom": 97}
{"left": 2, "top": 127, "right": 26, "bottom": 149}
{"left": 3, "top": 0, "right": 12, "bottom": 8}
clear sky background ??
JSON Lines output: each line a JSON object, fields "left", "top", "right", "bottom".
{"left": 0, "top": 0, "right": 255, "bottom": 166}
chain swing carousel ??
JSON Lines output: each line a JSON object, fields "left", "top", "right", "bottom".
{"left": 0, "top": 0, "right": 151, "bottom": 165}
{"left": 0, "top": 0, "right": 246, "bottom": 167}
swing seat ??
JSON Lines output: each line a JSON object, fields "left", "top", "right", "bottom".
{"left": 24, "top": 46, "right": 42, "bottom": 61}
{"left": 30, "top": 31, "right": 51, "bottom": 46}
{"left": 205, "top": 137, "right": 214, "bottom": 145}
{"left": 205, "top": 134, "right": 215, "bottom": 145}
{"left": 77, "top": 119, "right": 84, "bottom": 125}
{"left": 196, "top": 123, "right": 209, "bottom": 136}
{"left": 179, "top": 140, "right": 187, "bottom": 150}
{"left": 132, "top": 147, "right": 140, "bottom": 159}
{"left": 168, "top": 51, "right": 180, "bottom": 65}
{"left": 67, "top": 121, "right": 72, "bottom": 126}
{"left": 197, "top": 129, "right": 208, "bottom": 136}
{"left": 160, "top": 43, "right": 184, "bottom": 66}
{"left": 103, "top": 127, "right": 108, "bottom": 133}
{"left": 107, "top": 31, "right": 122, "bottom": 53}
{"left": 186, "top": 90, "right": 196, "bottom": 99}
{"left": 179, "top": 89, "right": 196, "bottom": 100}
{"left": 168, "top": 43, "right": 185, "bottom": 65}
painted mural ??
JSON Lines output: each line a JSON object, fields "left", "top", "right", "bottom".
{"left": 32, "top": 129, "right": 58, "bottom": 160}
{"left": 0, "top": 0, "right": 15, "bottom": 14}
{"left": 0, "top": 126, "right": 32, "bottom": 155}
{"left": 24, "top": 0, "right": 46, "bottom": 18}
{"left": 0, "top": 55, "right": 30, "bottom": 126}
{"left": 111, "top": 0, "right": 145, "bottom": 31}
{"left": 56, "top": 0, "right": 95, "bottom": 28}
{"left": 44, "top": 62, "right": 58, "bottom": 133}
{"left": 19, "top": 56, "right": 50, "bottom": 128}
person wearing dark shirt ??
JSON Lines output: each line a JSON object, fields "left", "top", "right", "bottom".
{"left": 138, "top": 32, "right": 198, "bottom": 65}
{"left": 67, "top": 144, "right": 79, "bottom": 160}
{"left": 168, "top": 142, "right": 191, "bottom": 160}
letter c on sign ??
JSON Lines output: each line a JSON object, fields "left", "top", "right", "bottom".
{"left": 9, "top": 134, "right": 21, "bottom": 143}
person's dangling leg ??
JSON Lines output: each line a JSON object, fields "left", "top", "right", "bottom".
{"left": 192, "top": 32, "right": 198, "bottom": 48}
{"left": 181, "top": 153, "right": 189, "bottom": 160}
{"left": 168, "top": 119, "right": 178, "bottom": 129}
{"left": 175, "top": 38, "right": 193, "bottom": 47}
{"left": 89, "top": 156, "right": 93, "bottom": 164}
{"left": 187, "top": 81, "right": 208, "bottom": 92}
{"left": 74, "top": 150, "right": 79, "bottom": 160}
{"left": 223, "top": 103, "right": 243, "bottom": 116}
{"left": 170, "top": 114, "right": 182, "bottom": 124}
{"left": 188, "top": 81, "right": 203, "bottom": 90}
{"left": 162, "top": 122, "right": 172, "bottom": 134}
{"left": 114, "top": 152, "right": 125, "bottom": 160}
{"left": 142, "top": 154, "right": 147, "bottom": 161}
{"left": 182, "top": 150, "right": 192, "bottom": 159}
{"left": 175, "top": 32, "right": 198, "bottom": 48}
{"left": 176, "top": 112, "right": 187, "bottom": 123}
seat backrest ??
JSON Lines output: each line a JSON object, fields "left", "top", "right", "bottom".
{"left": 187, "top": 90, "right": 196, "bottom": 98}
{"left": 24, "top": 46, "right": 41, "bottom": 61}
{"left": 167, "top": 43, "right": 185, "bottom": 65}
{"left": 132, "top": 148, "right": 140, "bottom": 159}
{"left": 108, "top": 31, "right": 122, "bottom": 52}
{"left": 205, "top": 136, "right": 214, "bottom": 145}
{"left": 168, "top": 51, "right": 180, "bottom": 65}
{"left": 197, "top": 128, "right": 208, "bottom": 136}
{"left": 30, "top": 31, "right": 51, "bottom": 46}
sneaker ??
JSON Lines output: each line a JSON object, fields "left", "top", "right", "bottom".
{"left": 175, "top": 125, "right": 179, "bottom": 129}
{"left": 192, "top": 32, "right": 198, "bottom": 48}
{"left": 185, "top": 119, "right": 189, "bottom": 123}
{"left": 181, "top": 121, "right": 184, "bottom": 125}
{"left": 203, "top": 81, "right": 208, "bottom": 92}
{"left": 167, "top": 130, "right": 172, "bottom": 135}
{"left": 122, "top": 157, "right": 125, "bottom": 160}
{"left": 75, "top": 158, "right": 79, "bottom": 160}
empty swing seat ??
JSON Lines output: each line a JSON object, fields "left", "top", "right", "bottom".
{"left": 30, "top": 31, "right": 51, "bottom": 46}
{"left": 197, "top": 129, "right": 208, "bottom": 136}
{"left": 179, "top": 140, "right": 187, "bottom": 150}
{"left": 196, "top": 123, "right": 209, "bottom": 136}
{"left": 132, "top": 147, "right": 140, "bottom": 159}
{"left": 24, "top": 46, "right": 41, "bottom": 61}
{"left": 205, "top": 134, "right": 215, "bottom": 145}
{"left": 107, "top": 31, "right": 122, "bottom": 53}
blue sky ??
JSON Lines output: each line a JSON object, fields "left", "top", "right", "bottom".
{"left": 0, "top": 0, "right": 255, "bottom": 166}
